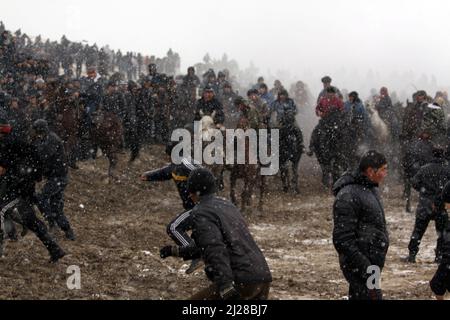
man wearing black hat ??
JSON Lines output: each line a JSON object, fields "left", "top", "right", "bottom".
{"left": 79, "top": 66, "right": 105, "bottom": 159}
{"left": 194, "top": 87, "right": 225, "bottom": 126}
{"left": 159, "top": 167, "right": 272, "bottom": 300}
{"left": 317, "top": 76, "right": 343, "bottom": 103}
{"left": 430, "top": 181, "right": 450, "bottom": 299}
{"left": 401, "top": 90, "right": 429, "bottom": 143}
{"left": 0, "top": 118, "right": 65, "bottom": 262}
{"left": 31, "top": 119, "right": 75, "bottom": 240}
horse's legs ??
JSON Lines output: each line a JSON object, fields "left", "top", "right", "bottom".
{"left": 292, "top": 159, "right": 300, "bottom": 194}
{"left": 216, "top": 166, "right": 225, "bottom": 191}
{"left": 241, "top": 181, "right": 250, "bottom": 210}
{"left": 405, "top": 178, "right": 412, "bottom": 213}
{"left": 280, "top": 162, "right": 290, "bottom": 192}
{"left": 107, "top": 151, "right": 118, "bottom": 181}
{"left": 258, "top": 174, "right": 265, "bottom": 212}
{"left": 230, "top": 168, "right": 238, "bottom": 205}
{"left": 321, "top": 162, "right": 331, "bottom": 190}
{"left": 243, "top": 169, "right": 256, "bottom": 208}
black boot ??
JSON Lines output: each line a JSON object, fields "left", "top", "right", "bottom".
{"left": 405, "top": 252, "right": 416, "bottom": 263}
{"left": 64, "top": 228, "right": 76, "bottom": 241}
{"left": 50, "top": 247, "right": 66, "bottom": 263}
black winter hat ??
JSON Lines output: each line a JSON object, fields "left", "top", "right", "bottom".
{"left": 32, "top": 119, "right": 49, "bottom": 134}
{"left": 321, "top": 76, "right": 332, "bottom": 83}
{"left": 234, "top": 96, "right": 248, "bottom": 107}
{"left": 187, "top": 168, "right": 217, "bottom": 196}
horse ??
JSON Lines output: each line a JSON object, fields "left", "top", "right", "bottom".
{"left": 53, "top": 100, "right": 81, "bottom": 169}
{"left": 198, "top": 111, "right": 226, "bottom": 189}
{"left": 90, "top": 109, "right": 124, "bottom": 181}
{"left": 198, "top": 111, "right": 264, "bottom": 211}
{"left": 278, "top": 124, "right": 304, "bottom": 193}
{"left": 229, "top": 113, "right": 264, "bottom": 211}
{"left": 309, "top": 110, "right": 348, "bottom": 189}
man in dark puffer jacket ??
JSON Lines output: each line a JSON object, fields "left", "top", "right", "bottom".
{"left": 333, "top": 150, "right": 389, "bottom": 300}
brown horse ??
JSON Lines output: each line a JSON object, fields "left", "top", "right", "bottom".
{"left": 45, "top": 85, "right": 81, "bottom": 169}
{"left": 198, "top": 111, "right": 265, "bottom": 212}
{"left": 54, "top": 100, "right": 81, "bottom": 169}
{"left": 229, "top": 114, "right": 265, "bottom": 212}
{"left": 91, "top": 110, "right": 124, "bottom": 181}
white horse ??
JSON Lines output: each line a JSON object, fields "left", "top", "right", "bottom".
{"left": 365, "top": 100, "right": 390, "bottom": 145}
{"left": 197, "top": 110, "right": 226, "bottom": 189}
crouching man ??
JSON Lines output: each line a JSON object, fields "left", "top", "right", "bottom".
{"left": 332, "top": 150, "right": 389, "bottom": 300}
{"left": 160, "top": 168, "right": 272, "bottom": 300}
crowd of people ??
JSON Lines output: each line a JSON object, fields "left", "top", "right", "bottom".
{"left": 2, "top": 22, "right": 450, "bottom": 300}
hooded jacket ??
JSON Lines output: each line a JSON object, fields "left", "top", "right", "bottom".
{"left": 332, "top": 171, "right": 389, "bottom": 283}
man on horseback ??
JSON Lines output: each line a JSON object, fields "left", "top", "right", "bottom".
{"left": 230, "top": 96, "right": 265, "bottom": 209}
{"left": 270, "top": 89, "right": 304, "bottom": 193}
{"left": 375, "top": 87, "right": 401, "bottom": 161}
{"left": 310, "top": 86, "right": 346, "bottom": 188}
{"left": 79, "top": 66, "right": 104, "bottom": 160}
{"left": 343, "top": 91, "right": 370, "bottom": 167}
{"left": 194, "top": 86, "right": 225, "bottom": 128}
{"left": 317, "top": 76, "right": 343, "bottom": 103}
{"left": 247, "top": 89, "right": 270, "bottom": 129}
{"left": 401, "top": 91, "right": 447, "bottom": 212}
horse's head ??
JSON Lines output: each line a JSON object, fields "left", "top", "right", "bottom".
{"left": 365, "top": 100, "right": 376, "bottom": 115}
{"left": 199, "top": 114, "right": 216, "bottom": 141}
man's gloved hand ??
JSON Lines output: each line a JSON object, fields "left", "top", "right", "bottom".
{"left": 219, "top": 283, "right": 241, "bottom": 300}
{"left": 159, "top": 245, "right": 179, "bottom": 259}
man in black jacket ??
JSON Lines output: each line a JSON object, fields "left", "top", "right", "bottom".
{"left": 407, "top": 148, "right": 450, "bottom": 263}
{"left": 430, "top": 181, "right": 450, "bottom": 300}
{"left": 194, "top": 87, "right": 225, "bottom": 126}
{"left": 0, "top": 118, "right": 65, "bottom": 262}
{"left": 31, "top": 119, "right": 75, "bottom": 240}
{"left": 141, "top": 142, "right": 202, "bottom": 274}
{"left": 160, "top": 168, "right": 272, "bottom": 300}
{"left": 333, "top": 150, "right": 389, "bottom": 300}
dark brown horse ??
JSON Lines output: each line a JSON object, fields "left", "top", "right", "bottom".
{"left": 45, "top": 85, "right": 81, "bottom": 169}
{"left": 55, "top": 101, "right": 81, "bottom": 168}
{"left": 228, "top": 111, "right": 265, "bottom": 212}
{"left": 198, "top": 112, "right": 265, "bottom": 211}
{"left": 91, "top": 110, "right": 124, "bottom": 181}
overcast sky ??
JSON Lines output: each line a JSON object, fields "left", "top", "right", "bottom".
{"left": 2, "top": 0, "right": 450, "bottom": 92}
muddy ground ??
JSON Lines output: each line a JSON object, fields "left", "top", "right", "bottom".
{"left": 0, "top": 145, "right": 442, "bottom": 299}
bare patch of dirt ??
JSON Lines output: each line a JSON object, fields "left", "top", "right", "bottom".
{"left": 0, "top": 147, "right": 440, "bottom": 299}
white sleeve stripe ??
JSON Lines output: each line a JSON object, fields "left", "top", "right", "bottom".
{"left": 169, "top": 210, "right": 193, "bottom": 247}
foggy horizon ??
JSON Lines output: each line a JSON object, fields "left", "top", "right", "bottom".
{"left": 3, "top": 0, "right": 450, "bottom": 98}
